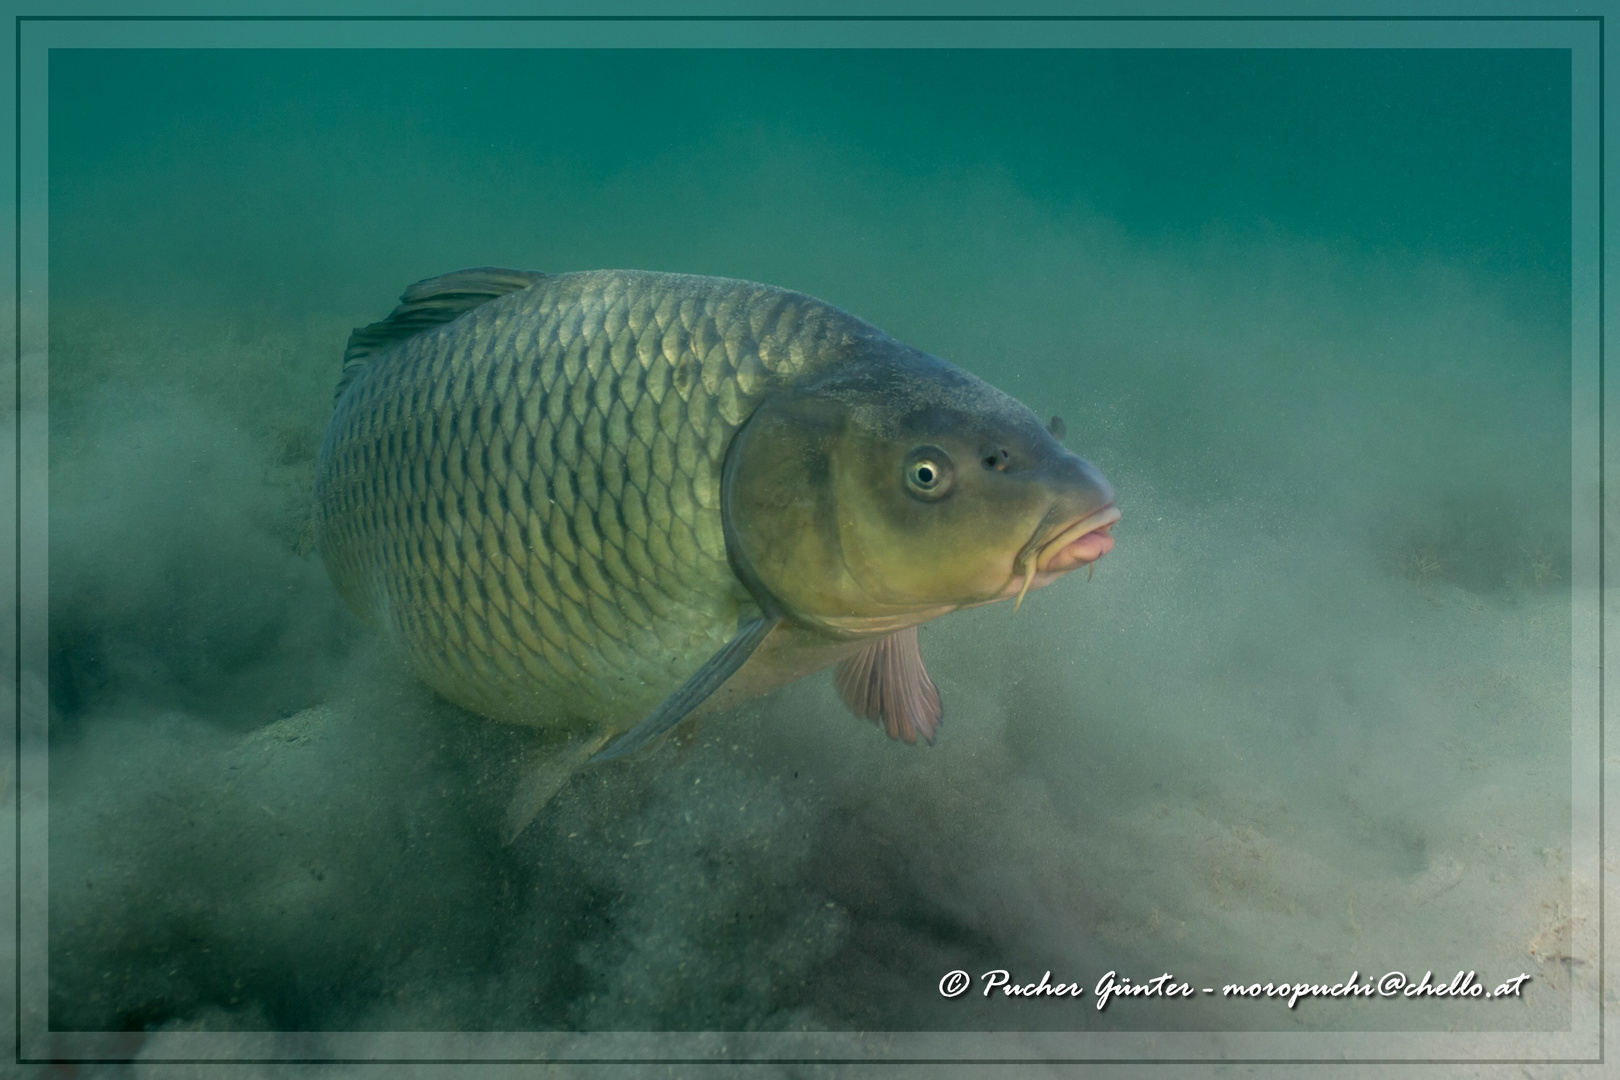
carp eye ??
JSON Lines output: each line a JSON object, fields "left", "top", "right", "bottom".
{"left": 903, "top": 446, "right": 954, "bottom": 500}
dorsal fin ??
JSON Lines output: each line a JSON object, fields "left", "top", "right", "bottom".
{"left": 335, "top": 267, "right": 546, "bottom": 401}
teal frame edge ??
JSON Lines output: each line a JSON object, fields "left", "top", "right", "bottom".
{"left": 1, "top": 5, "right": 1606, "bottom": 1071}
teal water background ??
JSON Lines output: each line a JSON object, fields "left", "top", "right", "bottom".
{"left": 45, "top": 48, "right": 1574, "bottom": 1037}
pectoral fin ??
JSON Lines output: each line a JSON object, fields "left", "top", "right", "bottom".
{"left": 833, "top": 625, "right": 943, "bottom": 745}
{"left": 590, "top": 614, "right": 780, "bottom": 764}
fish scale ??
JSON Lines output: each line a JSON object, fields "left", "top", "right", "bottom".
{"left": 315, "top": 270, "right": 859, "bottom": 732}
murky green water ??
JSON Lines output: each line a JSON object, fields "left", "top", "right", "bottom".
{"left": 45, "top": 48, "right": 1574, "bottom": 1042}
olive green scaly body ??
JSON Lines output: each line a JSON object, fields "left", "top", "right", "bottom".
{"left": 314, "top": 270, "right": 867, "bottom": 732}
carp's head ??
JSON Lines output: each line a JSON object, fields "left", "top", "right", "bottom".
{"left": 722, "top": 343, "right": 1119, "bottom": 637}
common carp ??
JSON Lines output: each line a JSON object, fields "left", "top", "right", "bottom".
{"left": 314, "top": 268, "right": 1118, "bottom": 831}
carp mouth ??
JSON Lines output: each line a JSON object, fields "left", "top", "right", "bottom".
{"left": 1007, "top": 503, "right": 1121, "bottom": 612}
{"left": 1037, "top": 504, "right": 1120, "bottom": 573}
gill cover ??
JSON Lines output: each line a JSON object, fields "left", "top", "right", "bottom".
{"left": 721, "top": 388, "right": 864, "bottom": 630}
{"left": 720, "top": 377, "right": 951, "bottom": 742}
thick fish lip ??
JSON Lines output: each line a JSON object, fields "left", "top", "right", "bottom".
{"left": 1035, "top": 503, "right": 1121, "bottom": 573}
